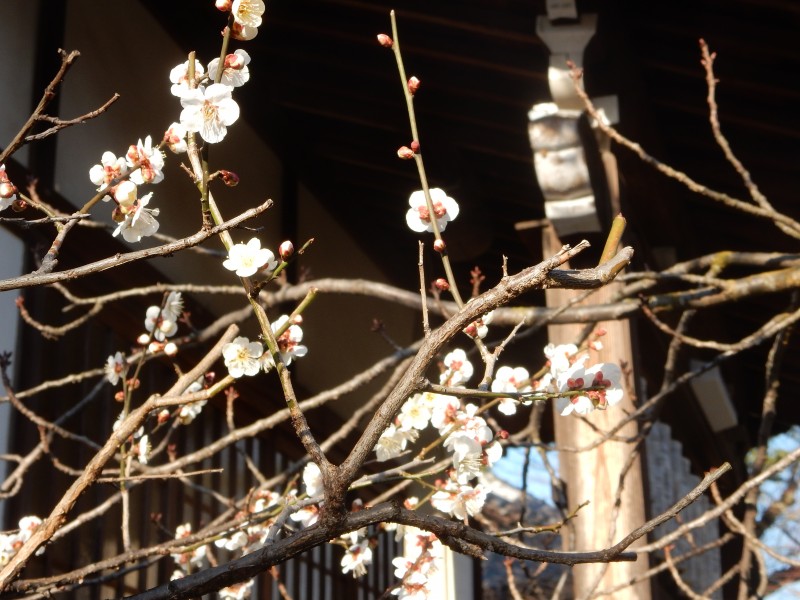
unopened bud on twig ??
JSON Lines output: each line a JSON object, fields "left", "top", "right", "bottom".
{"left": 397, "top": 146, "right": 415, "bottom": 159}
{"left": 433, "top": 278, "right": 449, "bottom": 291}
{"left": 217, "top": 169, "right": 240, "bottom": 186}
{"left": 433, "top": 239, "right": 446, "bottom": 253}
{"left": 215, "top": 0, "right": 232, "bottom": 10}
{"left": 377, "top": 34, "right": 393, "bottom": 48}
{"left": 410, "top": 140, "right": 420, "bottom": 153}
{"left": 279, "top": 240, "right": 294, "bottom": 261}
{"left": 158, "top": 409, "right": 171, "bottom": 424}
{"left": 407, "top": 76, "right": 421, "bottom": 95}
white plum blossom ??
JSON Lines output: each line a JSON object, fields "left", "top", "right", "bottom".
{"left": 169, "top": 59, "right": 205, "bottom": 96}
{"left": 302, "top": 461, "right": 323, "bottom": 497}
{"left": 164, "top": 122, "right": 188, "bottom": 154}
{"left": 126, "top": 135, "right": 165, "bottom": 185}
{"left": 161, "top": 291, "right": 184, "bottom": 324}
{"left": 397, "top": 394, "right": 432, "bottom": 431}
{"left": 429, "top": 393, "right": 461, "bottom": 433}
{"left": 171, "top": 523, "right": 207, "bottom": 573}
{"left": 89, "top": 151, "right": 126, "bottom": 192}
{"left": 222, "top": 336, "right": 264, "bottom": 378}
{"left": 440, "top": 348, "right": 473, "bottom": 386}
{"left": 341, "top": 539, "right": 373, "bottom": 578}
{"left": 374, "top": 424, "right": 419, "bottom": 462}
{"left": 491, "top": 366, "right": 532, "bottom": 416}
{"left": 104, "top": 351, "right": 125, "bottom": 385}
{"left": 180, "top": 83, "right": 240, "bottom": 144}
{"left": 405, "top": 188, "right": 459, "bottom": 233}
{"left": 136, "top": 435, "right": 150, "bottom": 464}
{"left": 444, "top": 433, "right": 484, "bottom": 483}
{"left": 223, "top": 237, "right": 277, "bottom": 277}
{"left": 265, "top": 315, "right": 308, "bottom": 368}
{"left": 214, "top": 530, "right": 249, "bottom": 552}
{"left": 289, "top": 505, "right": 319, "bottom": 528}
{"left": 543, "top": 343, "right": 582, "bottom": 376}
{"left": 113, "top": 193, "right": 160, "bottom": 243}
{"left": 232, "top": 0, "right": 265, "bottom": 28}
{"left": 219, "top": 580, "right": 254, "bottom": 600}
{"left": 0, "top": 516, "right": 43, "bottom": 566}
{"left": 431, "top": 481, "right": 487, "bottom": 521}
{"left": 208, "top": 49, "right": 251, "bottom": 87}
{"left": 178, "top": 376, "right": 206, "bottom": 425}
{"left": 144, "top": 304, "right": 178, "bottom": 342}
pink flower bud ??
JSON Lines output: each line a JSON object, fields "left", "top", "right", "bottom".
{"left": 433, "top": 239, "right": 446, "bottom": 253}
{"left": 292, "top": 314, "right": 303, "bottom": 325}
{"left": 377, "top": 34, "right": 393, "bottom": 48}
{"left": 407, "top": 76, "right": 421, "bottom": 95}
{"left": 433, "top": 278, "right": 449, "bottom": 291}
{"left": 158, "top": 409, "right": 171, "bottom": 424}
{"left": 397, "top": 146, "right": 415, "bottom": 159}
{"left": 279, "top": 240, "right": 294, "bottom": 261}
{"left": 215, "top": 0, "right": 232, "bottom": 10}
{"left": 218, "top": 169, "right": 239, "bottom": 186}
{"left": 497, "top": 430, "right": 509, "bottom": 440}
{"left": 410, "top": 140, "right": 420, "bottom": 153}
{"left": 11, "top": 198, "right": 27, "bottom": 212}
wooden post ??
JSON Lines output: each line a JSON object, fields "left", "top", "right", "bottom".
{"left": 542, "top": 224, "right": 651, "bottom": 600}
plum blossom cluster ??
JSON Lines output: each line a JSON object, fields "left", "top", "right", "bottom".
{"left": 391, "top": 529, "right": 444, "bottom": 599}
{"left": 221, "top": 315, "right": 308, "bottom": 378}
{"left": 536, "top": 343, "right": 624, "bottom": 416}
{"left": 88, "top": 136, "right": 165, "bottom": 243}
{"left": 374, "top": 348, "right": 498, "bottom": 522}
{"left": 0, "top": 516, "right": 43, "bottom": 566}
{"left": 136, "top": 291, "right": 183, "bottom": 354}
{"left": 170, "top": 490, "right": 283, "bottom": 597}
{"left": 170, "top": 523, "right": 207, "bottom": 579}
{"left": 169, "top": 45, "right": 252, "bottom": 144}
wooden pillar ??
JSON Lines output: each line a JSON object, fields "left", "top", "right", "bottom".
{"left": 542, "top": 224, "right": 650, "bottom": 600}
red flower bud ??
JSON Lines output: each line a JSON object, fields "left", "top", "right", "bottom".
{"left": 433, "top": 278, "right": 449, "bottom": 291}
{"left": 11, "top": 198, "right": 27, "bottom": 212}
{"left": 433, "top": 239, "right": 446, "bottom": 253}
{"left": 410, "top": 140, "right": 420, "bottom": 153}
{"left": 407, "top": 76, "right": 421, "bottom": 95}
{"left": 158, "top": 409, "right": 171, "bottom": 424}
{"left": 279, "top": 240, "right": 294, "bottom": 261}
{"left": 397, "top": 146, "right": 415, "bottom": 159}
{"left": 218, "top": 169, "right": 239, "bottom": 186}
{"left": 377, "top": 34, "right": 393, "bottom": 48}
